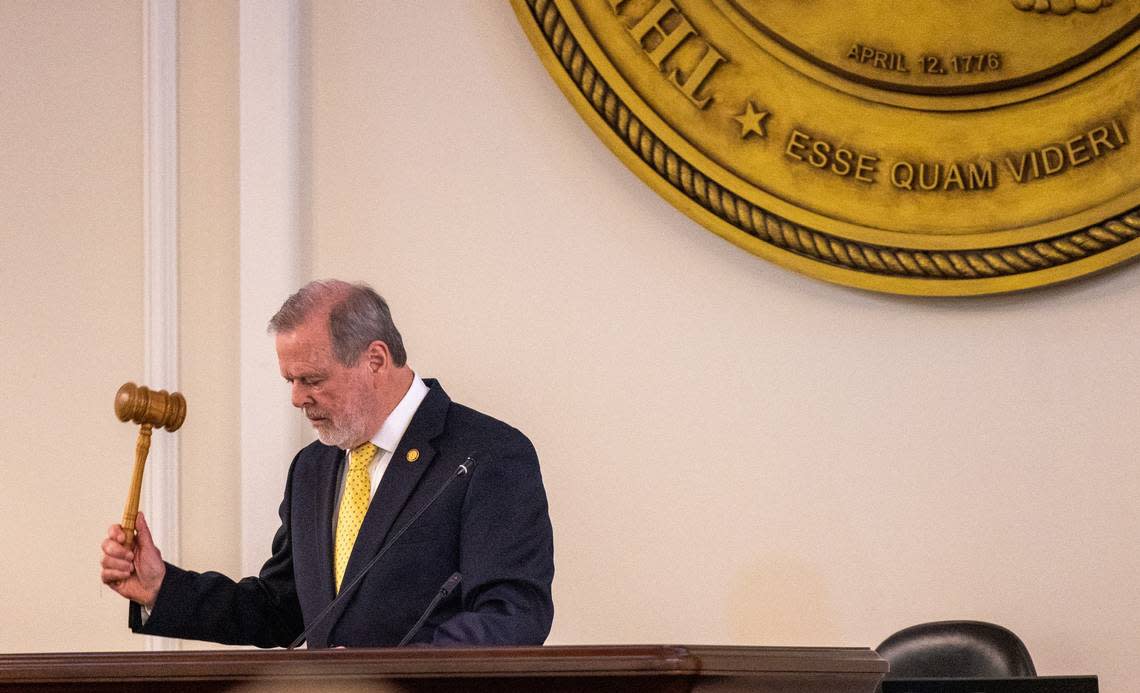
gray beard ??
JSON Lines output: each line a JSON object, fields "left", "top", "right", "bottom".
{"left": 309, "top": 408, "right": 370, "bottom": 450}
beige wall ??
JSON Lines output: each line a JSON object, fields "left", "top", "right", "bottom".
{"left": 2, "top": 2, "right": 1136, "bottom": 692}
{"left": 0, "top": 0, "right": 242, "bottom": 652}
{"left": 0, "top": 0, "right": 144, "bottom": 652}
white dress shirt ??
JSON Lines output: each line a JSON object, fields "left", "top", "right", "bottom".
{"left": 332, "top": 373, "right": 430, "bottom": 530}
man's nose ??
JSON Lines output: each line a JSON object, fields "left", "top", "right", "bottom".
{"left": 290, "top": 384, "right": 309, "bottom": 408}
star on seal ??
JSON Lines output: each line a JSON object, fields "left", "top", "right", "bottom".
{"left": 733, "top": 101, "right": 771, "bottom": 139}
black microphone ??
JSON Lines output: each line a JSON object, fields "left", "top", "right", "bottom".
{"left": 287, "top": 455, "right": 479, "bottom": 649}
{"left": 397, "top": 571, "right": 462, "bottom": 647}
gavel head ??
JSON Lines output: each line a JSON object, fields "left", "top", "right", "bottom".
{"left": 115, "top": 382, "right": 187, "bottom": 432}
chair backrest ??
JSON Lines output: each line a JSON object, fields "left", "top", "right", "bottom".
{"left": 876, "top": 620, "right": 1037, "bottom": 679}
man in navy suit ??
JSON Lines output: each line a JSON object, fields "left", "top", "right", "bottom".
{"left": 100, "top": 280, "right": 554, "bottom": 647}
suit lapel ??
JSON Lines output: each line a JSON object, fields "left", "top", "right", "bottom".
{"left": 334, "top": 382, "right": 451, "bottom": 617}
{"left": 290, "top": 443, "right": 341, "bottom": 648}
{"left": 313, "top": 447, "right": 341, "bottom": 604}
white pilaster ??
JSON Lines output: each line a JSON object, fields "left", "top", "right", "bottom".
{"left": 239, "top": 0, "right": 309, "bottom": 576}
{"left": 142, "top": 0, "right": 179, "bottom": 652}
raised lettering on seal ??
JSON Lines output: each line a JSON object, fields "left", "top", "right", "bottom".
{"left": 1004, "top": 118, "right": 1129, "bottom": 184}
{"left": 890, "top": 160, "right": 995, "bottom": 192}
{"left": 785, "top": 128, "right": 879, "bottom": 183}
{"left": 609, "top": 0, "right": 727, "bottom": 109}
{"left": 846, "top": 43, "right": 909, "bottom": 73}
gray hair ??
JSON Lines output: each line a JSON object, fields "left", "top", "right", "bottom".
{"left": 267, "top": 279, "right": 407, "bottom": 367}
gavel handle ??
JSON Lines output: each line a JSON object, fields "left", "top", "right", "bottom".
{"left": 121, "top": 424, "right": 153, "bottom": 551}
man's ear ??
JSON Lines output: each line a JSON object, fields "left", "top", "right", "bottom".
{"left": 364, "top": 340, "right": 390, "bottom": 373}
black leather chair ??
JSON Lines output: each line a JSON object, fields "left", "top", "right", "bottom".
{"left": 876, "top": 620, "right": 1037, "bottom": 679}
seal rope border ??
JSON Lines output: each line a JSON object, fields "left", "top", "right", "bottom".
{"left": 524, "top": 0, "right": 1140, "bottom": 280}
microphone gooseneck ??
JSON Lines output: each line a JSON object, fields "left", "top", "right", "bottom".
{"left": 397, "top": 572, "right": 463, "bottom": 647}
{"left": 287, "top": 455, "right": 478, "bottom": 650}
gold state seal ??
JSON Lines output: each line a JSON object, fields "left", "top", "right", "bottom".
{"left": 512, "top": 0, "right": 1140, "bottom": 295}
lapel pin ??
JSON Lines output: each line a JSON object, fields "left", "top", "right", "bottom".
{"left": 406, "top": 448, "right": 420, "bottom": 463}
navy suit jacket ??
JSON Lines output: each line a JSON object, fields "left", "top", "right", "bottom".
{"left": 131, "top": 380, "right": 555, "bottom": 648}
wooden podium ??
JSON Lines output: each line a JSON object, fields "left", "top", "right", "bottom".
{"left": 0, "top": 645, "right": 886, "bottom": 692}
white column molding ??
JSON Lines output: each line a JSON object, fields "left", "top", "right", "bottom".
{"left": 239, "top": 0, "right": 308, "bottom": 576}
{"left": 142, "top": 0, "right": 179, "bottom": 652}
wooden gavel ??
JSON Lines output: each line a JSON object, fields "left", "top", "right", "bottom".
{"left": 115, "top": 382, "right": 186, "bottom": 549}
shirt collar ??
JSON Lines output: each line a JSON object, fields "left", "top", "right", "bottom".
{"left": 368, "top": 372, "right": 430, "bottom": 454}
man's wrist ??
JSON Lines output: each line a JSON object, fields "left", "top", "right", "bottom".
{"left": 144, "top": 562, "right": 166, "bottom": 611}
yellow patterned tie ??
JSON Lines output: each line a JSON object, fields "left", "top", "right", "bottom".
{"left": 334, "top": 442, "right": 378, "bottom": 592}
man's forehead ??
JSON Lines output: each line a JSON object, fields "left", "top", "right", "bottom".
{"left": 276, "top": 323, "right": 335, "bottom": 364}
